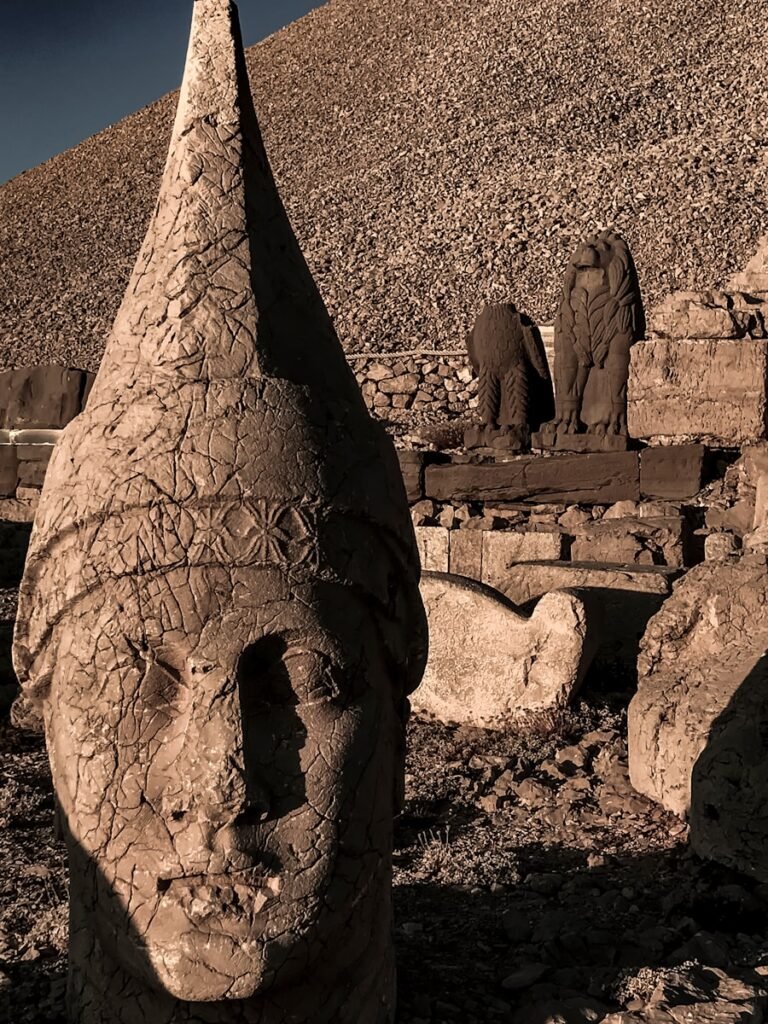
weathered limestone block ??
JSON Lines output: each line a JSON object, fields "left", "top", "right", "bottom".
{"left": 628, "top": 562, "right": 768, "bottom": 840}
{"left": 415, "top": 526, "right": 450, "bottom": 571}
{"left": 12, "top": 3, "right": 427, "bottom": 1022}
{"left": 449, "top": 528, "right": 483, "bottom": 578}
{"left": 501, "top": 561, "right": 678, "bottom": 672}
{"left": 480, "top": 530, "right": 566, "bottom": 588}
{"left": 415, "top": 526, "right": 565, "bottom": 580}
{"left": 639, "top": 445, "right": 705, "bottom": 501}
{"left": 569, "top": 516, "right": 686, "bottom": 568}
{"left": 15, "top": 443, "right": 55, "bottom": 489}
{"left": 413, "top": 572, "right": 591, "bottom": 726}
{"left": 425, "top": 452, "right": 640, "bottom": 504}
{"left": 628, "top": 339, "right": 768, "bottom": 445}
{"left": 0, "top": 365, "right": 93, "bottom": 429}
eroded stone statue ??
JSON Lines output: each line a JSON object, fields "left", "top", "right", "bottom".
{"left": 12, "top": 2, "right": 427, "bottom": 1021}
{"left": 464, "top": 302, "right": 553, "bottom": 451}
{"left": 535, "top": 229, "right": 645, "bottom": 452}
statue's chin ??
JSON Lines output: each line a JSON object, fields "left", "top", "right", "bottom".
{"left": 145, "top": 931, "right": 274, "bottom": 1002}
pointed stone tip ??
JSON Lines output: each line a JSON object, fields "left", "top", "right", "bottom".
{"left": 97, "top": 0, "right": 352, "bottom": 390}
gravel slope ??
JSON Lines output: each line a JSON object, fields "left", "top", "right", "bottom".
{"left": 0, "top": 0, "right": 766, "bottom": 371}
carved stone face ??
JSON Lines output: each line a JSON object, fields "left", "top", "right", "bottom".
{"left": 43, "top": 564, "right": 403, "bottom": 1001}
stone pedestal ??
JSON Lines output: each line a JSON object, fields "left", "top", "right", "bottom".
{"left": 531, "top": 423, "right": 629, "bottom": 452}
{"left": 464, "top": 424, "right": 528, "bottom": 452}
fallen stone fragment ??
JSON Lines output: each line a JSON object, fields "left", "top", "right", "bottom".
{"left": 413, "top": 572, "right": 592, "bottom": 726}
{"left": 704, "top": 532, "right": 740, "bottom": 560}
{"left": 628, "top": 559, "right": 768, "bottom": 867}
{"left": 569, "top": 515, "right": 686, "bottom": 567}
{"left": 647, "top": 289, "right": 768, "bottom": 340}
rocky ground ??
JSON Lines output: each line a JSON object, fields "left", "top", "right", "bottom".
{"left": 0, "top": 0, "right": 766, "bottom": 371}
{"left": 3, "top": 631, "right": 768, "bottom": 1023}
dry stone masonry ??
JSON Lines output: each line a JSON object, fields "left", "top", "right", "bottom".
{"left": 11, "top": 3, "right": 426, "bottom": 1022}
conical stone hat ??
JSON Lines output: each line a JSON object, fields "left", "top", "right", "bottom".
{"left": 14, "top": 0, "right": 423, "bottom": 684}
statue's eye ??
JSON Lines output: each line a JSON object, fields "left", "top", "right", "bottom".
{"left": 237, "top": 637, "right": 341, "bottom": 713}
{"left": 237, "top": 636, "right": 296, "bottom": 714}
{"left": 141, "top": 660, "right": 182, "bottom": 710}
{"left": 126, "top": 637, "right": 183, "bottom": 711}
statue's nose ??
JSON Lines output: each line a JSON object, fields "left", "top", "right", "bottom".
{"left": 156, "top": 671, "right": 271, "bottom": 826}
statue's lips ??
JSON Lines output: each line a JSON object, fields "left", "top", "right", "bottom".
{"left": 158, "top": 867, "right": 282, "bottom": 894}
{"left": 156, "top": 870, "right": 283, "bottom": 938}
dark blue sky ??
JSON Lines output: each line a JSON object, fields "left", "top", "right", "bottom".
{"left": 0, "top": 0, "right": 325, "bottom": 185}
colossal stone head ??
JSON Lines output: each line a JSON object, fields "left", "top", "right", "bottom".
{"left": 13, "top": 2, "right": 427, "bottom": 1021}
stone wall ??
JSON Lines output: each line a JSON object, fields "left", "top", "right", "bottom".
{"left": 349, "top": 326, "right": 555, "bottom": 431}
{"left": 350, "top": 351, "right": 479, "bottom": 426}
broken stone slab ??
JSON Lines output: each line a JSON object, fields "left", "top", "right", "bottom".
{"left": 647, "top": 289, "right": 768, "bottom": 340}
{"left": 628, "top": 339, "right": 768, "bottom": 445}
{"left": 413, "top": 572, "right": 592, "bottom": 725}
{"left": 569, "top": 516, "right": 686, "bottom": 568}
{"left": 500, "top": 561, "right": 680, "bottom": 674}
{"left": 0, "top": 366, "right": 93, "bottom": 430}
{"left": 425, "top": 452, "right": 640, "bottom": 504}
{"left": 628, "top": 561, "right": 768, "bottom": 848}
{"left": 639, "top": 445, "right": 705, "bottom": 501}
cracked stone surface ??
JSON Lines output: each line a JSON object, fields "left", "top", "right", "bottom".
{"left": 11, "top": 2, "right": 427, "bottom": 1021}
{"left": 413, "top": 572, "right": 592, "bottom": 727}
{"left": 628, "top": 559, "right": 768, "bottom": 874}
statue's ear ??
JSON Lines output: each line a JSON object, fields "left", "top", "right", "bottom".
{"left": 393, "top": 698, "right": 410, "bottom": 816}
{"left": 53, "top": 796, "right": 64, "bottom": 842}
